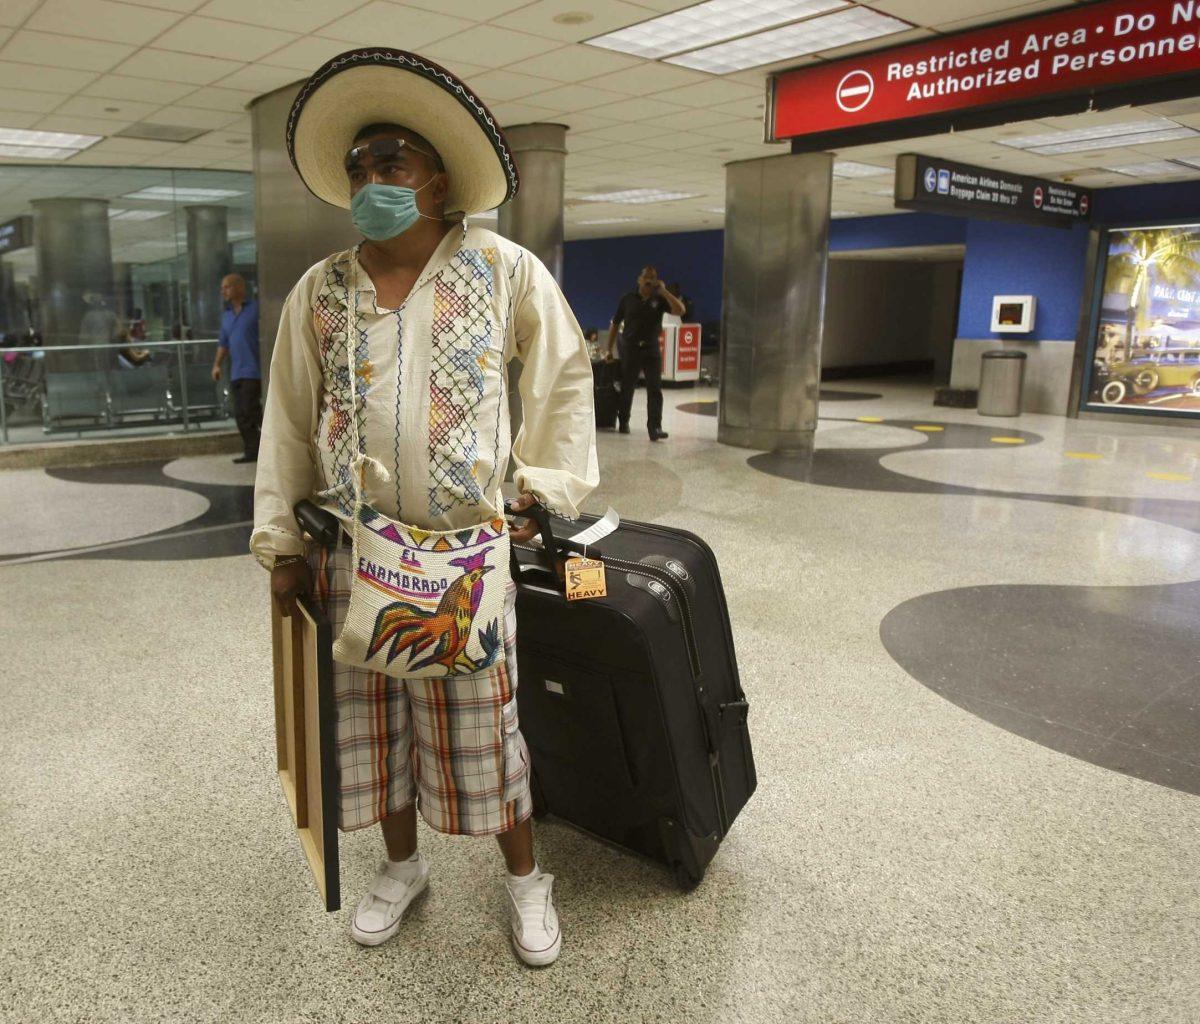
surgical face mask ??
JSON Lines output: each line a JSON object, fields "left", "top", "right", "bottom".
{"left": 350, "top": 179, "right": 437, "bottom": 241}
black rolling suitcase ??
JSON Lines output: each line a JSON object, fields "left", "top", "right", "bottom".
{"left": 591, "top": 360, "right": 619, "bottom": 429}
{"left": 511, "top": 506, "right": 755, "bottom": 889}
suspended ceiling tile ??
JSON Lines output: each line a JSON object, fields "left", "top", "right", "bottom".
{"left": 470, "top": 69, "right": 562, "bottom": 104}
{"left": 563, "top": 134, "right": 614, "bottom": 153}
{"left": 194, "top": 0, "right": 364, "bottom": 33}
{"left": 27, "top": 0, "right": 186, "bottom": 45}
{"left": 553, "top": 110, "right": 621, "bottom": 133}
{"left": 520, "top": 82, "right": 629, "bottom": 113}
{"left": 152, "top": 16, "right": 299, "bottom": 62}
{"left": 0, "top": 30, "right": 135, "bottom": 73}
{"left": 424, "top": 25, "right": 564, "bottom": 68}
{"left": 0, "top": 0, "right": 38, "bottom": 27}
{"left": 574, "top": 121, "right": 671, "bottom": 143}
{"left": 81, "top": 75, "right": 198, "bottom": 105}
{"left": 258, "top": 34, "right": 359, "bottom": 71}
{"left": 489, "top": 100, "right": 561, "bottom": 125}
{"left": 403, "top": 0, "right": 529, "bottom": 16}
{"left": 641, "top": 106, "right": 746, "bottom": 131}
{"left": 499, "top": 43, "right": 640, "bottom": 83}
{"left": 929, "top": 0, "right": 1085, "bottom": 32}
{"left": 78, "top": 137, "right": 186, "bottom": 157}
{"left": 54, "top": 95, "right": 164, "bottom": 122}
{"left": 691, "top": 119, "right": 767, "bottom": 143}
{"left": 114, "top": 49, "right": 243, "bottom": 86}
{"left": 125, "top": 0, "right": 209, "bottom": 10}
{"left": 0, "top": 111, "right": 41, "bottom": 129}
{"left": 582, "top": 61, "right": 711, "bottom": 96}
{"left": 175, "top": 86, "right": 257, "bottom": 114}
{"left": 0, "top": 89, "right": 69, "bottom": 115}
{"left": 642, "top": 129, "right": 739, "bottom": 151}
{"left": 35, "top": 113, "right": 136, "bottom": 134}
{"left": 811, "top": 26, "right": 932, "bottom": 62}
{"left": 212, "top": 62, "right": 303, "bottom": 93}
{"left": 0, "top": 61, "right": 97, "bottom": 93}
{"left": 655, "top": 78, "right": 765, "bottom": 109}
{"left": 152, "top": 105, "right": 244, "bottom": 130}
{"left": 320, "top": 3, "right": 475, "bottom": 47}
{"left": 581, "top": 97, "right": 692, "bottom": 123}
{"left": 708, "top": 96, "right": 766, "bottom": 120}
{"left": 493, "top": 0, "right": 652, "bottom": 43}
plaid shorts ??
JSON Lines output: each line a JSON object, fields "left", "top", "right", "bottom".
{"left": 309, "top": 545, "right": 532, "bottom": 837}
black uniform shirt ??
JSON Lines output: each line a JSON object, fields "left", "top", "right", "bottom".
{"left": 613, "top": 290, "right": 671, "bottom": 347}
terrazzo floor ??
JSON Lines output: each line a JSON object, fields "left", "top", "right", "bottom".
{"left": 2, "top": 379, "right": 1198, "bottom": 1024}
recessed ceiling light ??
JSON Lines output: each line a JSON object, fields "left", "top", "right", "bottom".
{"left": 587, "top": 0, "right": 846, "bottom": 61}
{"left": 578, "top": 188, "right": 701, "bottom": 204}
{"left": 0, "top": 127, "right": 101, "bottom": 160}
{"left": 666, "top": 6, "right": 909, "bottom": 74}
{"left": 122, "top": 185, "right": 244, "bottom": 202}
{"left": 833, "top": 160, "right": 890, "bottom": 178}
{"left": 998, "top": 118, "right": 1199, "bottom": 155}
{"left": 0, "top": 143, "right": 81, "bottom": 160}
{"left": 1103, "top": 159, "right": 1200, "bottom": 178}
{"left": 108, "top": 208, "right": 170, "bottom": 221}
{"left": 553, "top": 11, "right": 593, "bottom": 25}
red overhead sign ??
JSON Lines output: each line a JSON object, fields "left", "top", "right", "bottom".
{"left": 771, "top": 0, "right": 1200, "bottom": 142}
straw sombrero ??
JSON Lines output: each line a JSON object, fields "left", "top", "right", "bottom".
{"left": 286, "top": 48, "right": 519, "bottom": 216}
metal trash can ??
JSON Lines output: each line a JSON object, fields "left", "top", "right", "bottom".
{"left": 977, "top": 350, "right": 1026, "bottom": 417}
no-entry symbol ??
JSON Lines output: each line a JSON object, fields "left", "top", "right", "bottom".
{"left": 1080, "top": 194, "right": 1089, "bottom": 215}
{"left": 835, "top": 70, "right": 874, "bottom": 113}
{"left": 1033, "top": 186, "right": 1044, "bottom": 209}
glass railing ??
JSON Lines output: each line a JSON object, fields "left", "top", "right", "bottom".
{"left": 0, "top": 339, "right": 236, "bottom": 445}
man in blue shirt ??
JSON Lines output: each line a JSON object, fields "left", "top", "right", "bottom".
{"left": 211, "top": 273, "right": 261, "bottom": 464}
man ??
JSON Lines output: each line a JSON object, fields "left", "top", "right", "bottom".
{"left": 605, "top": 265, "right": 684, "bottom": 440}
{"left": 212, "top": 273, "right": 261, "bottom": 464}
{"left": 251, "top": 49, "right": 597, "bottom": 967}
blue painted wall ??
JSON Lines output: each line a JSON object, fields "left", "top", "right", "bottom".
{"left": 828, "top": 211, "right": 966, "bottom": 252}
{"left": 955, "top": 219, "right": 1091, "bottom": 341}
{"left": 562, "top": 229, "right": 724, "bottom": 332}
{"left": 560, "top": 180, "right": 1200, "bottom": 342}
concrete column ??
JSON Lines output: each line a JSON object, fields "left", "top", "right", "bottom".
{"left": 0, "top": 262, "right": 16, "bottom": 337}
{"left": 718, "top": 152, "right": 832, "bottom": 457}
{"left": 112, "top": 261, "right": 133, "bottom": 323}
{"left": 185, "top": 205, "right": 231, "bottom": 339}
{"left": 32, "top": 197, "right": 114, "bottom": 371}
{"left": 496, "top": 123, "right": 568, "bottom": 450}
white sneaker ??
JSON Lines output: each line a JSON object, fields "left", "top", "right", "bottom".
{"left": 506, "top": 866, "right": 562, "bottom": 966}
{"left": 349, "top": 855, "right": 429, "bottom": 947}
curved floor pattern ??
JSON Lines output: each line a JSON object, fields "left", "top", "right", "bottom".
{"left": 749, "top": 416, "right": 1198, "bottom": 534}
{"left": 880, "top": 581, "right": 1200, "bottom": 796}
{"left": 752, "top": 413, "right": 1200, "bottom": 797}
{"left": 0, "top": 461, "right": 253, "bottom": 564}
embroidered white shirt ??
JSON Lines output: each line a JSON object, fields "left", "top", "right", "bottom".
{"left": 250, "top": 223, "right": 598, "bottom": 568}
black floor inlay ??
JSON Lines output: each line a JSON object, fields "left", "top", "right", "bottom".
{"left": 753, "top": 415, "right": 1200, "bottom": 795}
{"left": 881, "top": 581, "right": 1200, "bottom": 796}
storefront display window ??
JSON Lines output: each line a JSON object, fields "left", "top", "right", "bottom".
{"left": 1082, "top": 221, "right": 1200, "bottom": 416}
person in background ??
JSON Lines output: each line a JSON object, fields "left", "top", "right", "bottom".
{"left": 211, "top": 273, "right": 261, "bottom": 464}
{"left": 605, "top": 264, "right": 684, "bottom": 441}
{"left": 583, "top": 327, "right": 600, "bottom": 362}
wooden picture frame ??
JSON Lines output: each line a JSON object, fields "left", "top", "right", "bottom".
{"left": 272, "top": 592, "right": 340, "bottom": 912}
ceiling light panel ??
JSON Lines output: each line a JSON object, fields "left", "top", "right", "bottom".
{"left": 577, "top": 217, "right": 641, "bottom": 224}
{"left": 833, "top": 160, "right": 890, "bottom": 177}
{"left": 122, "top": 185, "right": 244, "bottom": 201}
{"left": 667, "top": 6, "right": 909, "bottom": 74}
{"left": 586, "top": 0, "right": 847, "bottom": 61}
{"left": 0, "top": 144, "right": 81, "bottom": 160}
{"left": 578, "top": 188, "right": 701, "bottom": 203}
{"left": 108, "top": 207, "right": 170, "bottom": 220}
{"left": 997, "top": 119, "right": 1199, "bottom": 154}
{"left": 0, "top": 127, "right": 101, "bottom": 149}
{"left": 1104, "top": 160, "right": 1200, "bottom": 178}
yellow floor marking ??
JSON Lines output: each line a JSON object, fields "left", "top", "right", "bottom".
{"left": 913, "top": 425, "right": 944, "bottom": 432}
{"left": 856, "top": 416, "right": 884, "bottom": 423}
{"left": 1065, "top": 452, "right": 1102, "bottom": 460}
{"left": 1147, "top": 472, "right": 1192, "bottom": 483}
{"left": 990, "top": 437, "right": 1026, "bottom": 445}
